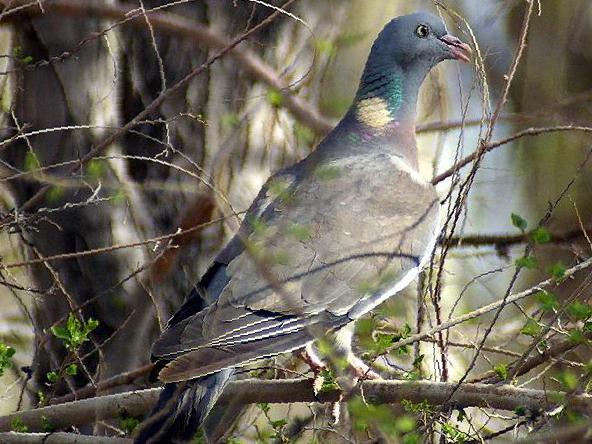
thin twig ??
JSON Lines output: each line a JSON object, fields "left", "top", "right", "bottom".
{"left": 0, "top": 0, "right": 332, "bottom": 135}
{"left": 432, "top": 125, "right": 592, "bottom": 185}
{"left": 2, "top": 0, "right": 300, "bottom": 218}
{"left": 1, "top": 214, "right": 235, "bottom": 269}
{"left": 389, "top": 256, "right": 592, "bottom": 352}
{"left": 49, "top": 364, "right": 153, "bottom": 405}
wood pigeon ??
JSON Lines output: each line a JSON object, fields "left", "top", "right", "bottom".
{"left": 134, "top": 11, "right": 471, "bottom": 444}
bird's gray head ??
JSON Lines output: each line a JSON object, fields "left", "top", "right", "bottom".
{"left": 370, "top": 12, "right": 471, "bottom": 69}
{"left": 354, "top": 12, "right": 471, "bottom": 129}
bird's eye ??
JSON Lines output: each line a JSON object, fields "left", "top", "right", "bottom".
{"left": 415, "top": 24, "right": 430, "bottom": 38}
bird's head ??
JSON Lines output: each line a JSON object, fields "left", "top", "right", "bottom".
{"left": 369, "top": 12, "right": 472, "bottom": 70}
{"left": 352, "top": 12, "right": 472, "bottom": 131}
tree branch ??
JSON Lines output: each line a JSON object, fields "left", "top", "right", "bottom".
{"left": 471, "top": 331, "right": 592, "bottom": 384}
{"left": 388, "top": 256, "right": 592, "bottom": 352}
{"left": 0, "top": 0, "right": 299, "bottom": 216}
{"left": 0, "top": 432, "right": 131, "bottom": 444}
{"left": 2, "top": 378, "right": 591, "bottom": 434}
{"left": 447, "top": 226, "right": 592, "bottom": 249}
{"left": 0, "top": 0, "right": 334, "bottom": 136}
{"left": 48, "top": 364, "right": 153, "bottom": 405}
{"left": 432, "top": 125, "right": 592, "bottom": 185}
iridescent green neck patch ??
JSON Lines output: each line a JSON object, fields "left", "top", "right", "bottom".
{"left": 356, "top": 73, "right": 403, "bottom": 128}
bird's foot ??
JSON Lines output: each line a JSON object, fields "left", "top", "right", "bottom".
{"left": 298, "top": 344, "right": 326, "bottom": 375}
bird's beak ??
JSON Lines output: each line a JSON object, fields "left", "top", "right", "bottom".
{"left": 439, "top": 34, "right": 472, "bottom": 63}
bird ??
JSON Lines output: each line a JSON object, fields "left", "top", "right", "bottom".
{"left": 134, "top": 11, "right": 471, "bottom": 444}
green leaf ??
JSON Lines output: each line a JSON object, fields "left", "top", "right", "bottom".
{"left": 120, "top": 416, "right": 140, "bottom": 435}
{"left": 558, "top": 370, "right": 579, "bottom": 390}
{"left": 402, "top": 433, "right": 421, "bottom": 444}
{"left": 515, "top": 255, "right": 537, "bottom": 269}
{"left": 50, "top": 326, "right": 69, "bottom": 341}
{"left": 514, "top": 406, "right": 526, "bottom": 416}
{"left": 319, "top": 368, "right": 339, "bottom": 393}
{"left": 494, "top": 363, "right": 509, "bottom": 380}
{"left": 14, "top": 47, "right": 33, "bottom": 64}
{"left": 267, "top": 177, "right": 292, "bottom": 201}
{"left": 266, "top": 89, "right": 283, "bottom": 108}
{"left": 370, "top": 332, "right": 395, "bottom": 355}
{"left": 85, "top": 318, "right": 99, "bottom": 334}
{"left": 568, "top": 328, "right": 587, "bottom": 345}
{"left": 567, "top": 301, "right": 592, "bottom": 321}
{"left": 531, "top": 227, "right": 551, "bottom": 244}
{"left": 52, "top": 313, "right": 99, "bottom": 350}
{"left": 348, "top": 397, "right": 400, "bottom": 436}
{"left": 401, "top": 399, "right": 432, "bottom": 414}
{"left": 24, "top": 151, "right": 41, "bottom": 171}
{"left": 511, "top": 213, "right": 528, "bottom": 231}
{"left": 258, "top": 403, "right": 270, "bottom": 414}
{"left": 394, "top": 415, "right": 415, "bottom": 433}
{"left": 546, "top": 262, "right": 567, "bottom": 280}
{"left": 191, "top": 428, "right": 207, "bottom": 444}
{"left": 65, "top": 363, "right": 78, "bottom": 376}
{"left": 111, "top": 189, "right": 127, "bottom": 205}
{"left": 520, "top": 318, "right": 542, "bottom": 337}
{"left": 404, "top": 370, "right": 420, "bottom": 380}
{"left": 537, "top": 291, "right": 558, "bottom": 312}
{"left": 441, "top": 422, "right": 470, "bottom": 443}
{"left": 41, "top": 415, "right": 54, "bottom": 433}
{"left": 46, "top": 186, "right": 64, "bottom": 204}
{"left": 314, "top": 38, "right": 336, "bottom": 56}
{"left": 10, "top": 417, "right": 28, "bottom": 433}
{"left": 0, "top": 342, "right": 15, "bottom": 377}
{"left": 87, "top": 159, "right": 106, "bottom": 179}
{"left": 271, "top": 419, "right": 287, "bottom": 429}
{"left": 46, "top": 371, "right": 59, "bottom": 383}
{"left": 412, "top": 354, "right": 424, "bottom": 369}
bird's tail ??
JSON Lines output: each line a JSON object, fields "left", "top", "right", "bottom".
{"left": 133, "top": 369, "right": 233, "bottom": 444}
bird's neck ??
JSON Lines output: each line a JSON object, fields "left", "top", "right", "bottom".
{"left": 345, "top": 63, "right": 424, "bottom": 169}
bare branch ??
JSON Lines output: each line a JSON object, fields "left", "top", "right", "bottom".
{"left": 0, "top": 0, "right": 333, "bottom": 136}
{"left": 1, "top": 0, "right": 299, "bottom": 217}
{"left": 447, "top": 226, "right": 592, "bottom": 249}
{"left": 389, "top": 256, "right": 592, "bottom": 352}
{"left": 2, "top": 378, "right": 592, "bottom": 433}
{"left": 432, "top": 125, "right": 592, "bottom": 185}
{"left": 1, "top": 214, "right": 232, "bottom": 269}
{"left": 471, "top": 330, "right": 592, "bottom": 384}
{"left": 0, "top": 432, "right": 131, "bottom": 444}
{"left": 49, "top": 364, "right": 153, "bottom": 405}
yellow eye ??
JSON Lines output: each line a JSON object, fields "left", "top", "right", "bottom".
{"left": 415, "top": 24, "right": 430, "bottom": 38}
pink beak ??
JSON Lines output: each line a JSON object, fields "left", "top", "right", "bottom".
{"left": 439, "top": 34, "right": 472, "bottom": 63}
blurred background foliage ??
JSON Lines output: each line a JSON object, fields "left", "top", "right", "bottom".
{"left": 0, "top": 0, "right": 591, "bottom": 442}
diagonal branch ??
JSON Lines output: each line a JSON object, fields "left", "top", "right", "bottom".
{"left": 432, "top": 125, "right": 592, "bottom": 185}
{"left": 0, "top": 0, "right": 334, "bottom": 135}
{"left": 389, "top": 256, "right": 592, "bottom": 352}
{"left": 471, "top": 330, "right": 592, "bottom": 384}
{"left": 0, "top": 0, "right": 299, "bottom": 217}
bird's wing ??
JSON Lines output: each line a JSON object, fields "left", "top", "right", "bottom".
{"left": 154, "top": 152, "right": 439, "bottom": 382}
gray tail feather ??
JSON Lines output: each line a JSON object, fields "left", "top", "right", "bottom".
{"left": 134, "top": 369, "right": 233, "bottom": 444}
